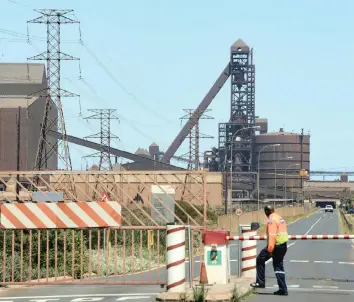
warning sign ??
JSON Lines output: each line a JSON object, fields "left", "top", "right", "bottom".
{"left": 98, "top": 192, "right": 109, "bottom": 202}
{"left": 235, "top": 208, "right": 242, "bottom": 216}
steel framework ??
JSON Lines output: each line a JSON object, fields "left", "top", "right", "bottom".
{"left": 180, "top": 109, "right": 214, "bottom": 170}
{"left": 84, "top": 109, "right": 120, "bottom": 170}
{"left": 28, "top": 9, "right": 80, "bottom": 170}
{"left": 217, "top": 40, "right": 256, "bottom": 199}
{"left": 218, "top": 39, "right": 255, "bottom": 174}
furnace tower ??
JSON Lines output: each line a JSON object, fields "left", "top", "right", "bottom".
{"left": 218, "top": 39, "right": 256, "bottom": 200}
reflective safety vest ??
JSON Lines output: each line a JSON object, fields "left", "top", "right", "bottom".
{"left": 266, "top": 212, "right": 288, "bottom": 253}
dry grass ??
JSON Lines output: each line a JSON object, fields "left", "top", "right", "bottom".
{"left": 339, "top": 211, "right": 354, "bottom": 235}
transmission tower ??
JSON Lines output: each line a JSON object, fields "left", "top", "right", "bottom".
{"left": 28, "top": 9, "right": 80, "bottom": 170}
{"left": 84, "top": 109, "right": 120, "bottom": 170}
{"left": 180, "top": 109, "right": 214, "bottom": 170}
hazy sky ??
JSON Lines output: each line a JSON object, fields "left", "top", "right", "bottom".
{"left": 1, "top": 0, "right": 354, "bottom": 175}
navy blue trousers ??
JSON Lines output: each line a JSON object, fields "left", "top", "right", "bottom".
{"left": 256, "top": 243, "right": 288, "bottom": 292}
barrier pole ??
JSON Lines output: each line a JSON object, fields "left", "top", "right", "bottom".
{"left": 227, "top": 234, "right": 354, "bottom": 240}
{"left": 239, "top": 224, "right": 257, "bottom": 278}
{"left": 187, "top": 225, "right": 193, "bottom": 288}
{"left": 166, "top": 223, "right": 186, "bottom": 292}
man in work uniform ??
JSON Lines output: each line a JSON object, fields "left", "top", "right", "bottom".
{"left": 251, "top": 205, "right": 289, "bottom": 296}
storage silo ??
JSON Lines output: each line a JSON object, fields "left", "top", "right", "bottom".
{"left": 252, "top": 128, "right": 310, "bottom": 198}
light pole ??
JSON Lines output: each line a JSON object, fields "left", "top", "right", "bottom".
{"left": 257, "top": 144, "right": 280, "bottom": 211}
{"left": 284, "top": 163, "right": 300, "bottom": 205}
{"left": 229, "top": 126, "right": 259, "bottom": 215}
{"left": 274, "top": 156, "right": 293, "bottom": 208}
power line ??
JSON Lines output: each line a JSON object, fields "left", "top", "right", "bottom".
{"left": 0, "top": 26, "right": 173, "bottom": 123}
{"left": 82, "top": 43, "right": 172, "bottom": 123}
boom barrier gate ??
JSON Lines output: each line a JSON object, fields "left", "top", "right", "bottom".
{"left": 228, "top": 233, "right": 354, "bottom": 279}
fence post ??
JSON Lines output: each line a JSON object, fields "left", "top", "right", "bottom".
{"left": 167, "top": 223, "right": 186, "bottom": 292}
{"left": 240, "top": 224, "right": 257, "bottom": 278}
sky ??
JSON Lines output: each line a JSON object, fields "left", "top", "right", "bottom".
{"left": 1, "top": 0, "right": 354, "bottom": 177}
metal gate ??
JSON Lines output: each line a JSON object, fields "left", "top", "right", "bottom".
{"left": 0, "top": 171, "right": 211, "bottom": 285}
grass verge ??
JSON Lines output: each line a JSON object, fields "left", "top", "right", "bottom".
{"left": 339, "top": 210, "right": 354, "bottom": 235}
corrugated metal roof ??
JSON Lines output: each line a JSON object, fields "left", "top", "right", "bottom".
{"left": 0, "top": 63, "right": 45, "bottom": 84}
{"left": 0, "top": 96, "right": 38, "bottom": 108}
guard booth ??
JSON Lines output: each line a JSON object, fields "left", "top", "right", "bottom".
{"left": 203, "top": 230, "right": 230, "bottom": 284}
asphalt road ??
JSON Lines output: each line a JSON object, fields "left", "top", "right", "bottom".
{"left": 247, "top": 209, "right": 354, "bottom": 301}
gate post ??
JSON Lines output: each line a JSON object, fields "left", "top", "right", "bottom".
{"left": 239, "top": 224, "right": 257, "bottom": 278}
{"left": 166, "top": 223, "right": 186, "bottom": 292}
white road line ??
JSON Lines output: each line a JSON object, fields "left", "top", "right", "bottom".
{"left": 314, "top": 261, "right": 333, "bottom": 264}
{"left": 273, "top": 284, "right": 299, "bottom": 288}
{"left": 0, "top": 295, "right": 159, "bottom": 300}
{"left": 338, "top": 261, "right": 354, "bottom": 265}
{"left": 304, "top": 215, "right": 323, "bottom": 235}
{"left": 313, "top": 285, "right": 339, "bottom": 289}
{"left": 265, "top": 287, "right": 354, "bottom": 293}
{"left": 290, "top": 260, "right": 309, "bottom": 263}
{"left": 116, "top": 297, "right": 150, "bottom": 301}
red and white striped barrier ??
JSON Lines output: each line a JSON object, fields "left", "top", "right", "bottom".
{"left": 166, "top": 224, "right": 185, "bottom": 292}
{"left": 239, "top": 225, "right": 257, "bottom": 278}
{"left": 0, "top": 201, "right": 122, "bottom": 229}
{"left": 228, "top": 234, "right": 354, "bottom": 240}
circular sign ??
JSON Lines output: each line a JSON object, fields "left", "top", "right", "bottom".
{"left": 235, "top": 208, "right": 242, "bottom": 216}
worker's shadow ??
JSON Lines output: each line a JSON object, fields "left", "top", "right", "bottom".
{"left": 255, "top": 292, "right": 274, "bottom": 295}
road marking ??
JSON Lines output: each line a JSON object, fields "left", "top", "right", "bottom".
{"left": 273, "top": 284, "right": 299, "bottom": 288}
{"left": 265, "top": 287, "right": 354, "bottom": 293}
{"left": 313, "top": 285, "right": 339, "bottom": 289}
{"left": 304, "top": 215, "right": 323, "bottom": 235}
{"left": 290, "top": 260, "right": 309, "bottom": 263}
{"left": 0, "top": 299, "right": 153, "bottom": 302}
{"left": 0, "top": 294, "right": 159, "bottom": 300}
{"left": 116, "top": 298, "right": 150, "bottom": 301}
{"left": 338, "top": 261, "right": 354, "bottom": 265}
{"left": 29, "top": 300, "right": 59, "bottom": 302}
{"left": 314, "top": 261, "right": 333, "bottom": 264}
{"left": 72, "top": 299, "right": 103, "bottom": 302}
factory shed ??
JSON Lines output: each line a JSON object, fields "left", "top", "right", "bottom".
{"left": 0, "top": 63, "right": 58, "bottom": 170}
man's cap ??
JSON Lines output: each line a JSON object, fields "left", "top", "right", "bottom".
{"left": 264, "top": 205, "right": 274, "bottom": 212}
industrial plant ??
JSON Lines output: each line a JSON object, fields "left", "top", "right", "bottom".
{"left": 1, "top": 9, "right": 352, "bottom": 208}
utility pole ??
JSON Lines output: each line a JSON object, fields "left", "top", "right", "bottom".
{"left": 28, "top": 9, "right": 80, "bottom": 170}
{"left": 16, "top": 107, "right": 21, "bottom": 201}
{"left": 180, "top": 109, "right": 214, "bottom": 170}
{"left": 84, "top": 109, "right": 120, "bottom": 170}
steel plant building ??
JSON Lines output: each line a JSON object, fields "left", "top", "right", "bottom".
{"left": 0, "top": 63, "right": 58, "bottom": 171}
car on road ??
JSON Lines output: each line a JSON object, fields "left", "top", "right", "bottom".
{"left": 324, "top": 205, "right": 334, "bottom": 213}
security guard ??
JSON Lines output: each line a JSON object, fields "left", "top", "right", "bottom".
{"left": 251, "top": 205, "right": 289, "bottom": 296}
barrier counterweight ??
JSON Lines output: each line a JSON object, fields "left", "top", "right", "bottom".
{"left": 228, "top": 234, "right": 354, "bottom": 240}
{"left": 167, "top": 225, "right": 186, "bottom": 292}
{"left": 239, "top": 225, "right": 257, "bottom": 278}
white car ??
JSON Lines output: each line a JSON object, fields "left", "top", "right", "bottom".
{"left": 324, "top": 205, "right": 334, "bottom": 213}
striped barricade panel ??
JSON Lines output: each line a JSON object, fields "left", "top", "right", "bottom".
{"left": 0, "top": 201, "right": 122, "bottom": 229}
